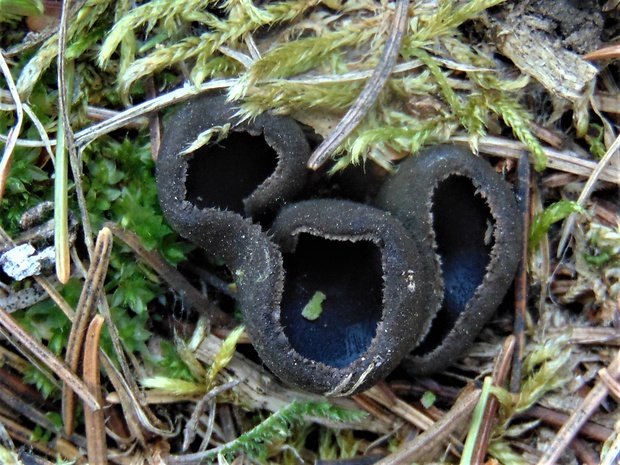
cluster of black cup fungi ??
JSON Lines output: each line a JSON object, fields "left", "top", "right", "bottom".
{"left": 156, "top": 94, "right": 523, "bottom": 396}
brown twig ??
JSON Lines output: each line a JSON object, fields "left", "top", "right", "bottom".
{"left": 83, "top": 315, "right": 108, "bottom": 465}
{"left": 63, "top": 228, "right": 112, "bottom": 435}
{"left": 0, "top": 384, "right": 56, "bottom": 434}
{"left": 307, "top": 0, "right": 410, "bottom": 170}
{"left": 584, "top": 45, "right": 620, "bottom": 61}
{"left": 0, "top": 413, "right": 83, "bottom": 461}
{"left": 520, "top": 406, "right": 612, "bottom": 443}
{"left": 511, "top": 154, "right": 531, "bottom": 393}
{"left": 472, "top": 335, "right": 516, "bottom": 464}
{"left": 569, "top": 436, "right": 601, "bottom": 465}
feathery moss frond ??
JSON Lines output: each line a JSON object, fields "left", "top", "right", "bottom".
{"left": 101, "top": 0, "right": 320, "bottom": 95}
{"left": 239, "top": 80, "right": 364, "bottom": 119}
{"left": 348, "top": 118, "right": 452, "bottom": 161}
{"left": 486, "top": 336, "right": 573, "bottom": 462}
{"left": 179, "top": 124, "right": 231, "bottom": 156}
{"left": 141, "top": 376, "right": 205, "bottom": 396}
{"left": 487, "top": 440, "right": 530, "bottom": 465}
{"left": 192, "top": 55, "right": 244, "bottom": 84}
{"left": 493, "top": 335, "right": 573, "bottom": 422}
{"left": 205, "top": 325, "right": 244, "bottom": 388}
{"left": 229, "top": 29, "right": 375, "bottom": 100}
{"left": 117, "top": 34, "right": 217, "bottom": 96}
{"left": 203, "top": 401, "right": 366, "bottom": 462}
{"left": 405, "top": 0, "right": 505, "bottom": 46}
{"left": 408, "top": 48, "right": 463, "bottom": 113}
{"left": 98, "top": 0, "right": 220, "bottom": 66}
{"left": 485, "top": 92, "right": 547, "bottom": 170}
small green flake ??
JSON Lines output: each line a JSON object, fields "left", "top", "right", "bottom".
{"left": 301, "top": 291, "right": 326, "bottom": 321}
{"left": 421, "top": 390, "right": 436, "bottom": 409}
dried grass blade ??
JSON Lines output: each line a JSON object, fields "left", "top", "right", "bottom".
{"left": 54, "top": 105, "right": 70, "bottom": 284}
{"left": 54, "top": 0, "right": 75, "bottom": 283}
{"left": 83, "top": 315, "right": 108, "bottom": 465}
{"left": 461, "top": 377, "right": 493, "bottom": 464}
{"left": 473, "top": 335, "right": 516, "bottom": 464}
{"left": 451, "top": 135, "right": 620, "bottom": 183}
{"left": 362, "top": 385, "right": 434, "bottom": 431}
{"left": 98, "top": 353, "right": 147, "bottom": 445}
{"left": 511, "top": 158, "right": 531, "bottom": 392}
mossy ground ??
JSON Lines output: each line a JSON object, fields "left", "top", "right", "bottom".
{"left": 0, "top": 0, "right": 619, "bottom": 463}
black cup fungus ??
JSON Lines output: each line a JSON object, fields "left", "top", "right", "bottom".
{"left": 157, "top": 99, "right": 522, "bottom": 394}
{"left": 156, "top": 94, "right": 311, "bottom": 364}
{"left": 376, "top": 145, "right": 523, "bottom": 374}
{"left": 243, "top": 199, "right": 441, "bottom": 396}
{"left": 157, "top": 93, "right": 309, "bottom": 220}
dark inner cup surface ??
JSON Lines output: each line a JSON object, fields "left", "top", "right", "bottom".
{"left": 280, "top": 234, "right": 383, "bottom": 369}
{"left": 184, "top": 131, "right": 278, "bottom": 215}
{"left": 413, "top": 175, "right": 493, "bottom": 355}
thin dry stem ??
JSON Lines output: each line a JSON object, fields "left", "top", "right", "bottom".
{"left": 307, "top": 0, "right": 410, "bottom": 170}
{"left": 451, "top": 135, "right": 620, "bottom": 183}
{"left": 0, "top": 53, "right": 24, "bottom": 205}
{"left": 537, "top": 349, "right": 620, "bottom": 465}
{"left": 556, "top": 132, "right": 620, "bottom": 257}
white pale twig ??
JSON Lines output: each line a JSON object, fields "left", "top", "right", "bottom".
{"left": 556, "top": 132, "right": 620, "bottom": 257}
{"left": 0, "top": 52, "right": 24, "bottom": 204}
